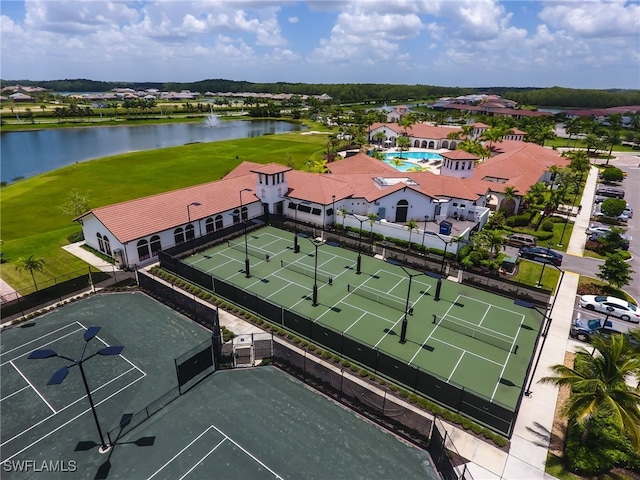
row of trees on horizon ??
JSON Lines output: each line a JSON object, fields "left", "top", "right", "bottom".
{"left": 2, "top": 78, "right": 639, "bottom": 109}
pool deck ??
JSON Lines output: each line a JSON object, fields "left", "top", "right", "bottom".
{"left": 381, "top": 147, "right": 445, "bottom": 174}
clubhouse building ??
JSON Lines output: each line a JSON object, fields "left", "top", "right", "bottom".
{"left": 76, "top": 138, "right": 569, "bottom": 270}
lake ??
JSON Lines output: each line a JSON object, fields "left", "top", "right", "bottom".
{"left": 0, "top": 117, "right": 304, "bottom": 182}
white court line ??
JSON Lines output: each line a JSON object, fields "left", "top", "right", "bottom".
{"left": 490, "top": 315, "right": 524, "bottom": 401}
{"left": 147, "top": 426, "right": 215, "bottom": 480}
{"left": 447, "top": 352, "right": 466, "bottom": 382}
{"left": 177, "top": 438, "right": 226, "bottom": 480}
{"left": 456, "top": 294, "right": 526, "bottom": 316}
{"left": 1, "top": 323, "right": 80, "bottom": 357}
{"left": 1, "top": 366, "right": 142, "bottom": 448}
{"left": 9, "top": 360, "right": 56, "bottom": 413}
{"left": 210, "top": 425, "right": 283, "bottom": 479}
{"left": 147, "top": 425, "right": 283, "bottom": 480}
{"left": 1, "top": 328, "right": 84, "bottom": 367}
{"left": 343, "top": 312, "right": 367, "bottom": 335}
{"left": 1, "top": 370, "right": 146, "bottom": 465}
{"left": 0, "top": 385, "right": 30, "bottom": 402}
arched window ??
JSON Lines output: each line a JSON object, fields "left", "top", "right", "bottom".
{"left": 215, "top": 215, "right": 224, "bottom": 230}
{"left": 185, "top": 224, "right": 195, "bottom": 240}
{"left": 137, "top": 239, "right": 150, "bottom": 261}
{"left": 232, "top": 209, "right": 240, "bottom": 224}
{"left": 97, "top": 233, "right": 105, "bottom": 252}
{"left": 241, "top": 206, "right": 248, "bottom": 221}
{"left": 205, "top": 218, "right": 214, "bottom": 233}
{"left": 150, "top": 236, "right": 161, "bottom": 256}
{"left": 174, "top": 228, "right": 185, "bottom": 244}
{"left": 442, "top": 140, "right": 449, "bottom": 149}
{"left": 468, "top": 161, "right": 473, "bottom": 169}
{"left": 103, "top": 236, "right": 112, "bottom": 256}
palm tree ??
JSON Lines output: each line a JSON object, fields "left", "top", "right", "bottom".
{"left": 390, "top": 157, "right": 404, "bottom": 169}
{"left": 604, "top": 130, "right": 621, "bottom": 165}
{"left": 500, "top": 186, "right": 518, "bottom": 215}
{"left": 372, "top": 131, "right": 386, "bottom": 147}
{"left": 367, "top": 213, "right": 379, "bottom": 240}
{"left": 539, "top": 334, "right": 640, "bottom": 449}
{"left": 339, "top": 207, "right": 348, "bottom": 229}
{"left": 405, "top": 220, "right": 418, "bottom": 250}
{"left": 566, "top": 149, "right": 590, "bottom": 180}
{"left": 15, "top": 255, "right": 45, "bottom": 291}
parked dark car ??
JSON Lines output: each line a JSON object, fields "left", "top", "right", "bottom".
{"left": 518, "top": 246, "right": 563, "bottom": 266}
{"left": 595, "top": 186, "right": 625, "bottom": 199}
{"left": 569, "top": 317, "right": 635, "bottom": 344}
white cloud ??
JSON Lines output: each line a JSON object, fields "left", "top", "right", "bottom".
{"left": 288, "top": 16, "right": 299, "bottom": 24}
{"left": 539, "top": 0, "right": 640, "bottom": 38}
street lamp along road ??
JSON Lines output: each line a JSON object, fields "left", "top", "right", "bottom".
{"left": 535, "top": 242, "right": 554, "bottom": 288}
{"left": 239, "top": 188, "right": 252, "bottom": 278}
{"left": 29, "top": 326, "right": 124, "bottom": 453}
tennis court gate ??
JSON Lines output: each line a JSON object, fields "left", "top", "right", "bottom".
{"left": 225, "top": 332, "right": 273, "bottom": 368}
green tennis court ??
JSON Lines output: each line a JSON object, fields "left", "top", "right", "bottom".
{"left": 0, "top": 293, "right": 437, "bottom": 479}
{"left": 184, "top": 226, "right": 542, "bottom": 411}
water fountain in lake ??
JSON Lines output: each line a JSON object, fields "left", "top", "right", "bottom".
{"left": 203, "top": 113, "right": 221, "bottom": 127}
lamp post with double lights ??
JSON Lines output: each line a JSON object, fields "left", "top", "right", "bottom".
{"left": 240, "top": 188, "right": 252, "bottom": 278}
{"left": 296, "top": 234, "right": 338, "bottom": 306}
{"left": 349, "top": 214, "right": 367, "bottom": 274}
{"left": 558, "top": 181, "right": 581, "bottom": 247}
{"left": 385, "top": 259, "right": 425, "bottom": 344}
{"left": 28, "top": 326, "right": 124, "bottom": 453}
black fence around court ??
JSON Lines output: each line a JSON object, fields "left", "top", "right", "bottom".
{"left": 0, "top": 266, "right": 126, "bottom": 321}
{"left": 157, "top": 248, "right": 522, "bottom": 437}
{"left": 272, "top": 338, "right": 473, "bottom": 480}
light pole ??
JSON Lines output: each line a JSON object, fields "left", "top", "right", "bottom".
{"left": 29, "top": 326, "right": 124, "bottom": 453}
{"left": 386, "top": 259, "right": 425, "bottom": 344}
{"left": 186, "top": 202, "right": 201, "bottom": 226}
{"left": 293, "top": 200, "right": 311, "bottom": 254}
{"left": 349, "top": 214, "right": 367, "bottom": 274}
{"left": 240, "top": 188, "right": 252, "bottom": 278}
{"left": 297, "top": 234, "right": 337, "bottom": 306}
{"left": 536, "top": 242, "right": 553, "bottom": 288}
{"left": 421, "top": 215, "right": 428, "bottom": 250}
{"left": 558, "top": 182, "right": 580, "bottom": 247}
{"left": 331, "top": 195, "right": 336, "bottom": 227}
{"left": 425, "top": 231, "right": 453, "bottom": 277}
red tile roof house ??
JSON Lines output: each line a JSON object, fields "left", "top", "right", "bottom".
{"left": 76, "top": 141, "right": 568, "bottom": 270}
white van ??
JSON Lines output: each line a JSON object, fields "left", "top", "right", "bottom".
{"left": 506, "top": 233, "right": 537, "bottom": 248}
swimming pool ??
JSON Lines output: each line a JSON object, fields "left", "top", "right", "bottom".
{"left": 382, "top": 151, "right": 442, "bottom": 172}
{"left": 383, "top": 151, "right": 442, "bottom": 161}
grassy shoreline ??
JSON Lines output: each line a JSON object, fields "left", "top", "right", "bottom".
{"left": 0, "top": 128, "right": 328, "bottom": 290}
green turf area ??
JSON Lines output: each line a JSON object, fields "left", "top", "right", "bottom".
{"left": 0, "top": 128, "right": 327, "bottom": 290}
{"left": 184, "top": 226, "right": 543, "bottom": 411}
{"left": 0, "top": 292, "right": 437, "bottom": 480}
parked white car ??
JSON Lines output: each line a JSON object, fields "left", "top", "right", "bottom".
{"left": 578, "top": 295, "right": 640, "bottom": 323}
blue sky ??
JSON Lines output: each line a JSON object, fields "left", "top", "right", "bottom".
{"left": 1, "top": 1, "right": 639, "bottom": 89}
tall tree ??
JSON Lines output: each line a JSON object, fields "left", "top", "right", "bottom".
{"left": 405, "top": 219, "right": 418, "bottom": 250}
{"left": 15, "top": 255, "right": 45, "bottom": 291}
{"left": 597, "top": 253, "right": 635, "bottom": 289}
{"left": 539, "top": 334, "right": 640, "bottom": 449}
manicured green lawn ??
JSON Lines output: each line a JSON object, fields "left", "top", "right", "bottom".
{"left": 513, "top": 260, "right": 562, "bottom": 293}
{"left": 0, "top": 130, "right": 327, "bottom": 290}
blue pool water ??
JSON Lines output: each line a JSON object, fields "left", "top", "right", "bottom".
{"left": 382, "top": 151, "right": 442, "bottom": 172}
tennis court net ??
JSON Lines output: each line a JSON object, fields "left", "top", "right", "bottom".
{"left": 436, "top": 316, "right": 516, "bottom": 353}
{"left": 280, "top": 260, "right": 333, "bottom": 284}
{"left": 227, "top": 240, "right": 270, "bottom": 261}
{"left": 347, "top": 284, "right": 407, "bottom": 312}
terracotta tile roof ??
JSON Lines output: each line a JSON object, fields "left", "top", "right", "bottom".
{"left": 474, "top": 141, "right": 570, "bottom": 194}
{"left": 326, "top": 153, "right": 398, "bottom": 175}
{"left": 83, "top": 175, "right": 258, "bottom": 244}
{"left": 286, "top": 170, "right": 353, "bottom": 204}
{"left": 441, "top": 150, "right": 478, "bottom": 160}
{"left": 250, "top": 163, "right": 292, "bottom": 175}
{"left": 370, "top": 122, "right": 462, "bottom": 139}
